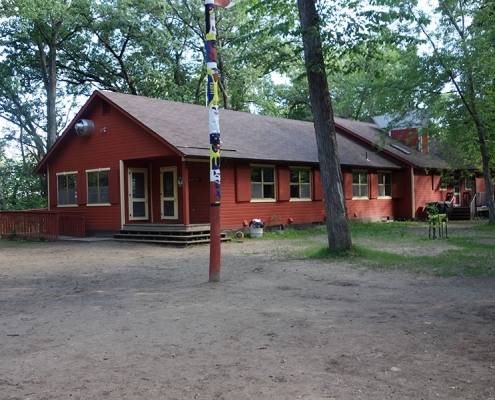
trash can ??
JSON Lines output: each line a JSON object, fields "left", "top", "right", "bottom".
{"left": 249, "top": 226, "right": 263, "bottom": 238}
{"left": 249, "top": 219, "right": 265, "bottom": 238}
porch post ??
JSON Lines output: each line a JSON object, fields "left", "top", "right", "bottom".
{"left": 205, "top": 0, "right": 232, "bottom": 282}
{"left": 181, "top": 159, "right": 190, "bottom": 226}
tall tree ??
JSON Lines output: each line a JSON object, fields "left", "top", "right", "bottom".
{"left": 408, "top": 0, "right": 495, "bottom": 223}
{"left": 297, "top": 0, "right": 352, "bottom": 251}
{"left": 0, "top": 0, "right": 89, "bottom": 159}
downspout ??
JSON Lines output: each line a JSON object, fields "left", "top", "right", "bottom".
{"left": 182, "top": 158, "right": 190, "bottom": 226}
{"left": 149, "top": 161, "right": 153, "bottom": 223}
{"left": 119, "top": 160, "right": 125, "bottom": 229}
{"left": 411, "top": 166, "right": 415, "bottom": 219}
{"left": 47, "top": 165, "right": 50, "bottom": 210}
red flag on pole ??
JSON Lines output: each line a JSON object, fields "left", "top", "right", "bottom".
{"left": 214, "top": 0, "right": 233, "bottom": 8}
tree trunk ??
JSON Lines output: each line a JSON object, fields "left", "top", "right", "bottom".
{"left": 297, "top": 0, "right": 352, "bottom": 251}
{"left": 477, "top": 126, "right": 495, "bottom": 224}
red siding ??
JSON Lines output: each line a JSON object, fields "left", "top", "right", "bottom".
{"left": 392, "top": 169, "right": 412, "bottom": 219}
{"left": 187, "top": 162, "right": 210, "bottom": 224}
{"left": 313, "top": 169, "right": 323, "bottom": 201}
{"left": 369, "top": 172, "right": 378, "bottom": 199}
{"left": 277, "top": 166, "right": 290, "bottom": 202}
{"left": 344, "top": 169, "right": 396, "bottom": 221}
{"left": 391, "top": 128, "right": 419, "bottom": 148}
{"left": 47, "top": 100, "right": 178, "bottom": 233}
{"left": 220, "top": 163, "right": 325, "bottom": 229}
{"left": 392, "top": 170, "right": 405, "bottom": 199}
{"left": 343, "top": 171, "right": 353, "bottom": 200}
{"left": 421, "top": 134, "right": 429, "bottom": 153}
{"left": 476, "top": 176, "right": 486, "bottom": 192}
{"left": 235, "top": 164, "right": 251, "bottom": 202}
{"left": 414, "top": 170, "right": 446, "bottom": 219}
{"left": 46, "top": 96, "right": 451, "bottom": 233}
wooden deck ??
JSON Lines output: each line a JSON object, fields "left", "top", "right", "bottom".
{"left": 114, "top": 223, "right": 231, "bottom": 246}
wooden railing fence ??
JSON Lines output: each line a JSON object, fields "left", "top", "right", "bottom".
{"left": 0, "top": 210, "right": 85, "bottom": 241}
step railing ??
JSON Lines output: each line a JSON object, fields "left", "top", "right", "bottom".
{"left": 470, "top": 193, "right": 478, "bottom": 219}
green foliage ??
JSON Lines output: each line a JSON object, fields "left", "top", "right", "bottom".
{"left": 0, "top": 156, "right": 46, "bottom": 210}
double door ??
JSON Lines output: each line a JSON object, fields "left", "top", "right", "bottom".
{"left": 128, "top": 167, "right": 178, "bottom": 221}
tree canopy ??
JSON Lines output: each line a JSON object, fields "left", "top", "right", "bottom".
{"left": 0, "top": 0, "right": 493, "bottom": 220}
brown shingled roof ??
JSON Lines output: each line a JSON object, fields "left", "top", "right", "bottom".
{"left": 335, "top": 117, "right": 449, "bottom": 169}
{"left": 99, "top": 91, "right": 404, "bottom": 169}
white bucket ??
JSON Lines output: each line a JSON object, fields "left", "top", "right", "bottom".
{"left": 249, "top": 226, "right": 263, "bottom": 238}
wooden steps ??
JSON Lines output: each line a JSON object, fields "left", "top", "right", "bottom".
{"left": 114, "top": 224, "right": 231, "bottom": 246}
{"left": 449, "top": 206, "right": 471, "bottom": 221}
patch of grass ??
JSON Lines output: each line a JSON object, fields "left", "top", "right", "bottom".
{"left": 349, "top": 220, "right": 421, "bottom": 241}
{"left": 244, "top": 226, "right": 327, "bottom": 240}
{"left": 472, "top": 222, "right": 495, "bottom": 233}
{"left": 0, "top": 237, "right": 48, "bottom": 247}
{"left": 256, "top": 221, "right": 495, "bottom": 277}
{"left": 300, "top": 240, "right": 495, "bottom": 277}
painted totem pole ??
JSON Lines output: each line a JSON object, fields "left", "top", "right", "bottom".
{"left": 205, "top": 0, "right": 232, "bottom": 282}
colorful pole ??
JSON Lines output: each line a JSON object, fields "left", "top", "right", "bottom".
{"left": 205, "top": 0, "right": 232, "bottom": 282}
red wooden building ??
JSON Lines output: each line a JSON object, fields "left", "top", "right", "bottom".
{"left": 34, "top": 91, "right": 482, "bottom": 238}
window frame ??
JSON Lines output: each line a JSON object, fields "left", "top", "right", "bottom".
{"left": 377, "top": 171, "right": 392, "bottom": 199}
{"left": 289, "top": 167, "right": 312, "bottom": 201}
{"left": 464, "top": 176, "right": 474, "bottom": 191}
{"left": 352, "top": 170, "right": 369, "bottom": 200}
{"left": 86, "top": 168, "right": 111, "bottom": 206}
{"left": 250, "top": 165, "right": 276, "bottom": 202}
{"left": 56, "top": 171, "right": 78, "bottom": 207}
{"left": 439, "top": 176, "right": 449, "bottom": 191}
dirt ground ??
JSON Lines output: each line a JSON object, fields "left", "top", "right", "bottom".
{"left": 0, "top": 230, "right": 494, "bottom": 400}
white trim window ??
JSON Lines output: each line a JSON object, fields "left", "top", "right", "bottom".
{"left": 378, "top": 171, "right": 392, "bottom": 198}
{"left": 87, "top": 168, "right": 110, "bottom": 205}
{"left": 465, "top": 176, "right": 474, "bottom": 191}
{"left": 251, "top": 165, "right": 275, "bottom": 201}
{"left": 290, "top": 167, "right": 311, "bottom": 200}
{"left": 57, "top": 172, "right": 77, "bottom": 206}
{"left": 352, "top": 170, "right": 369, "bottom": 199}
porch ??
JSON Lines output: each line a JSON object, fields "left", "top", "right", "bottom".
{"left": 114, "top": 223, "right": 231, "bottom": 246}
{"left": 450, "top": 191, "right": 491, "bottom": 220}
{"left": 426, "top": 191, "right": 491, "bottom": 221}
{"left": 470, "top": 192, "right": 490, "bottom": 219}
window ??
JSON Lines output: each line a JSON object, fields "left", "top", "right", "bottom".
{"left": 87, "top": 169, "right": 109, "bottom": 204}
{"left": 290, "top": 168, "right": 311, "bottom": 199}
{"left": 465, "top": 176, "right": 474, "bottom": 191}
{"left": 378, "top": 171, "right": 392, "bottom": 198}
{"left": 57, "top": 172, "right": 77, "bottom": 205}
{"left": 102, "top": 101, "right": 110, "bottom": 115}
{"left": 439, "top": 177, "right": 448, "bottom": 190}
{"left": 352, "top": 171, "right": 368, "bottom": 199}
{"left": 251, "top": 166, "right": 275, "bottom": 200}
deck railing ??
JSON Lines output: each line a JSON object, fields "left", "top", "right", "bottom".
{"left": 470, "top": 192, "right": 490, "bottom": 219}
{"left": 0, "top": 210, "right": 85, "bottom": 241}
